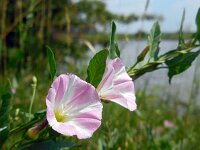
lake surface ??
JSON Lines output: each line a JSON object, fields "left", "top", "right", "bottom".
{"left": 118, "top": 40, "right": 200, "bottom": 103}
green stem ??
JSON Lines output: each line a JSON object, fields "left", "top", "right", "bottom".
{"left": 9, "top": 117, "right": 43, "bottom": 136}
{"left": 29, "top": 76, "right": 37, "bottom": 120}
{"left": 9, "top": 110, "right": 46, "bottom": 136}
{"left": 128, "top": 44, "right": 200, "bottom": 80}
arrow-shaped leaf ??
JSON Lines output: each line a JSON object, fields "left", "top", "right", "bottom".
{"left": 86, "top": 49, "right": 108, "bottom": 87}
{"left": 147, "top": 21, "right": 161, "bottom": 61}
{"left": 166, "top": 50, "right": 200, "bottom": 83}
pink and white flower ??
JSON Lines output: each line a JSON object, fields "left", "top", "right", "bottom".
{"left": 46, "top": 74, "right": 103, "bottom": 139}
{"left": 97, "top": 58, "right": 137, "bottom": 111}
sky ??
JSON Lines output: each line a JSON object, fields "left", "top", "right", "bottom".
{"left": 105, "top": 0, "right": 200, "bottom": 33}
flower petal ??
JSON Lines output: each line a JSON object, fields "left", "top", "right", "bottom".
{"left": 50, "top": 74, "right": 69, "bottom": 105}
{"left": 46, "top": 74, "right": 102, "bottom": 139}
{"left": 97, "top": 58, "right": 137, "bottom": 111}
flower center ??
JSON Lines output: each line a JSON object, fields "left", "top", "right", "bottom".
{"left": 54, "top": 109, "right": 67, "bottom": 122}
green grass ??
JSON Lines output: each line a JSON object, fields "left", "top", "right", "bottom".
{"left": 82, "top": 88, "right": 200, "bottom": 150}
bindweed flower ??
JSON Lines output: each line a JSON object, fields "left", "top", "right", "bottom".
{"left": 97, "top": 58, "right": 137, "bottom": 111}
{"left": 46, "top": 74, "right": 103, "bottom": 139}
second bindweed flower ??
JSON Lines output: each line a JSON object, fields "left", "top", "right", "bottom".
{"left": 97, "top": 58, "right": 137, "bottom": 111}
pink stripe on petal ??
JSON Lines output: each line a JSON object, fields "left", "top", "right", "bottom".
{"left": 57, "top": 118, "right": 101, "bottom": 139}
{"left": 97, "top": 65, "right": 114, "bottom": 92}
{"left": 111, "top": 59, "right": 123, "bottom": 72}
{"left": 126, "top": 94, "right": 137, "bottom": 111}
{"left": 68, "top": 97, "right": 103, "bottom": 120}
{"left": 103, "top": 91, "right": 136, "bottom": 111}
{"left": 63, "top": 79, "right": 91, "bottom": 107}
{"left": 54, "top": 75, "right": 68, "bottom": 103}
{"left": 52, "top": 118, "right": 101, "bottom": 139}
{"left": 114, "top": 81, "right": 135, "bottom": 93}
{"left": 46, "top": 100, "right": 57, "bottom": 126}
{"left": 114, "top": 70, "right": 132, "bottom": 84}
{"left": 46, "top": 88, "right": 56, "bottom": 103}
{"left": 72, "top": 107, "right": 102, "bottom": 121}
{"left": 62, "top": 76, "right": 101, "bottom": 113}
{"left": 69, "top": 88, "right": 98, "bottom": 109}
{"left": 73, "top": 118, "right": 101, "bottom": 138}
{"left": 52, "top": 122, "right": 78, "bottom": 137}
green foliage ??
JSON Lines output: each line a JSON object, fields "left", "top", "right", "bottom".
{"left": 0, "top": 81, "right": 12, "bottom": 148}
{"left": 86, "top": 49, "right": 108, "bottom": 87}
{"left": 178, "top": 9, "right": 186, "bottom": 49}
{"left": 128, "top": 22, "right": 161, "bottom": 79}
{"left": 128, "top": 12, "right": 200, "bottom": 81}
{"left": 109, "top": 21, "right": 120, "bottom": 59}
{"left": 47, "top": 46, "right": 57, "bottom": 81}
{"left": 195, "top": 8, "right": 200, "bottom": 41}
{"left": 166, "top": 50, "right": 200, "bottom": 83}
{"left": 147, "top": 21, "right": 161, "bottom": 61}
{"left": 16, "top": 139, "right": 76, "bottom": 150}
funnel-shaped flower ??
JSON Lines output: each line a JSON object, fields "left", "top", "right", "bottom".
{"left": 46, "top": 74, "right": 102, "bottom": 139}
{"left": 97, "top": 58, "right": 137, "bottom": 111}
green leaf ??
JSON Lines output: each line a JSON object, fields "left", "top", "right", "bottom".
{"left": 16, "top": 139, "right": 77, "bottom": 150}
{"left": 178, "top": 9, "right": 186, "bottom": 49}
{"left": 0, "top": 81, "right": 12, "bottom": 148}
{"left": 147, "top": 21, "right": 161, "bottom": 61}
{"left": 166, "top": 50, "right": 200, "bottom": 83}
{"left": 109, "top": 21, "right": 120, "bottom": 59}
{"left": 195, "top": 8, "right": 200, "bottom": 41}
{"left": 86, "top": 49, "right": 108, "bottom": 87}
{"left": 47, "top": 46, "right": 57, "bottom": 81}
{"left": 128, "top": 62, "right": 160, "bottom": 81}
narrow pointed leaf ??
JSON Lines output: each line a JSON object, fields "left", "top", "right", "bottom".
{"left": 195, "top": 8, "right": 200, "bottom": 41}
{"left": 47, "top": 46, "right": 57, "bottom": 81}
{"left": 178, "top": 9, "right": 186, "bottom": 48}
{"left": 109, "top": 21, "right": 120, "bottom": 59}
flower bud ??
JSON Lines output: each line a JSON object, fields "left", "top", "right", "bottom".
{"left": 32, "top": 76, "right": 37, "bottom": 84}
{"left": 26, "top": 119, "right": 48, "bottom": 139}
{"left": 27, "top": 126, "right": 40, "bottom": 139}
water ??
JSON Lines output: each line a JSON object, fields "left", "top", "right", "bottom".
{"left": 119, "top": 40, "right": 200, "bottom": 103}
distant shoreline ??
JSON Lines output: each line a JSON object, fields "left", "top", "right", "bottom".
{"left": 84, "top": 32, "right": 194, "bottom": 43}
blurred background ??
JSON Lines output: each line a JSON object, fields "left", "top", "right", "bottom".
{"left": 0, "top": 0, "right": 200, "bottom": 149}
